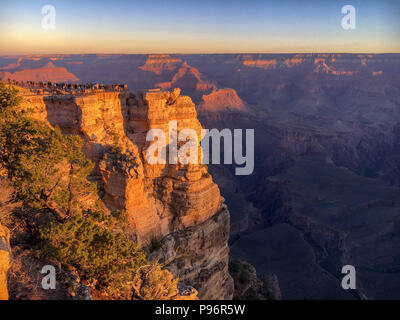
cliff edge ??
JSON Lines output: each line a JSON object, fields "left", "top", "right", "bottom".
{"left": 0, "top": 223, "right": 10, "bottom": 300}
{"left": 16, "top": 87, "right": 234, "bottom": 299}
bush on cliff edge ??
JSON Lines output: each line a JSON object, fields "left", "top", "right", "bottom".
{"left": 0, "top": 82, "right": 149, "bottom": 298}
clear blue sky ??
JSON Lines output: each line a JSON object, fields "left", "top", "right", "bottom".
{"left": 1, "top": 0, "right": 399, "bottom": 54}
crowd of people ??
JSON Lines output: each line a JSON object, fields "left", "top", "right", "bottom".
{"left": 5, "top": 79, "right": 129, "bottom": 94}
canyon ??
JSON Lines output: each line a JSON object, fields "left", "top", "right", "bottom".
{"left": 12, "top": 87, "right": 234, "bottom": 300}
{"left": 1, "top": 53, "right": 400, "bottom": 299}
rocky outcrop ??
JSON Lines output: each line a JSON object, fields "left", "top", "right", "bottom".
{"left": 140, "top": 55, "right": 182, "bottom": 75}
{"left": 16, "top": 86, "right": 234, "bottom": 300}
{"left": 156, "top": 62, "right": 216, "bottom": 93}
{"left": 0, "top": 223, "right": 10, "bottom": 300}
{"left": 148, "top": 206, "right": 233, "bottom": 299}
{"left": 283, "top": 57, "right": 304, "bottom": 68}
{"left": 199, "top": 88, "right": 245, "bottom": 112}
{"left": 229, "top": 259, "right": 280, "bottom": 300}
{"left": 314, "top": 59, "right": 358, "bottom": 76}
{"left": 2, "top": 62, "right": 79, "bottom": 83}
{"left": 131, "top": 264, "right": 199, "bottom": 300}
{"left": 243, "top": 59, "right": 277, "bottom": 69}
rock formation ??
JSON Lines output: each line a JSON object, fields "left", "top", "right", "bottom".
{"left": 199, "top": 88, "right": 246, "bottom": 112}
{"left": 140, "top": 55, "right": 182, "bottom": 75}
{"left": 156, "top": 62, "right": 216, "bottom": 93}
{"left": 243, "top": 58, "right": 277, "bottom": 69}
{"left": 1, "top": 62, "right": 79, "bottom": 83}
{"left": 229, "top": 259, "right": 281, "bottom": 300}
{"left": 16, "top": 86, "right": 234, "bottom": 300}
{"left": 314, "top": 60, "right": 358, "bottom": 76}
{"left": 0, "top": 223, "right": 10, "bottom": 300}
{"left": 283, "top": 57, "right": 304, "bottom": 68}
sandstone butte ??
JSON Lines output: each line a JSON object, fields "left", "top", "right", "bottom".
{"left": 0, "top": 62, "right": 79, "bottom": 83}
{"left": 139, "top": 54, "right": 182, "bottom": 75}
{"left": 12, "top": 86, "right": 234, "bottom": 300}
{"left": 156, "top": 61, "right": 216, "bottom": 92}
{"left": 243, "top": 59, "right": 277, "bottom": 69}
{"left": 199, "top": 88, "right": 246, "bottom": 112}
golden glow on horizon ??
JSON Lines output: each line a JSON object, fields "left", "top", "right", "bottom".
{"left": 1, "top": 0, "right": 400, "bottom": 55}
{"left": 1, "top": 25, "right": 400, "bottom": 55}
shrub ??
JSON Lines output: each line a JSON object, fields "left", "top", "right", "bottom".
{"left": 0, "top": 117, "right": 96, "bottom": 218}
{"left": 131, "top": 264, "right": 179, "bottom": 300}
{"left": 0, "top": 81, "right": 21, "bottom": 111}
{"left": 39, "top": 210, "right": 147, "bottom": 293}
{"left": 0, "top": 82, "right": 148, "bottom": 298}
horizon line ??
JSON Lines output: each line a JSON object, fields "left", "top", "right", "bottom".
{"left": 1, "top": 52, "right": 400, "bottom": 56}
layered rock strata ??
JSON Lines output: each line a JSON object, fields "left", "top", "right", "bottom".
{"left": 17, "top": 87, "right": 234, "bottom": 299}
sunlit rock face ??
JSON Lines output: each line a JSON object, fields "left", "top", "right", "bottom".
{"left": 139, "top": 54, "right": 182, "bottom": 75}
{"left": 17, "top": 87, "right": 234, "bottom": 300}
{"left": 0, "top": 224, "right": 10, "bottom": 300}
{"left": 1, "top": 62, "right": 79, "bottom": 83}
{"left": 199, "top": 88, "right": 246, "bottom": 112}
{"left": 7, "top": 52, "right": 400, "bottom": 299}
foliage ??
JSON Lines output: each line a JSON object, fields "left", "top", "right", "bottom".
{"left": 229, "top": 259, "right": 277, "bottom": 300}
{"left": 0, "top": 81, "right": 21, "bottom": 112}
{"left": 131, "top": 263, "right": 179, "bottom": 300}
{"left": 0, "top": 117, "right": 96, "bottom": 217}
{"left": 0, "top": 81, "right": 148, "bottom": 297}
{"left": 40, "top": 210, "right": 147, "bottom": 291}
{"left": 1, "top": 82, "right": 95, "bottom": 217}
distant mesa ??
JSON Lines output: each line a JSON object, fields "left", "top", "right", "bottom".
{"left": 199, "top": 88, "right": 246, "bottom": 112}
{"left": 156, "top": 61, "right": 216, "bottom": 92}
{"left": 283, "top": 57, "right": 304, "bottom": 68}
{"left": 356, "top": 54, "right": 375, "bottom": 67}
{"left": 96, "top": 54, "right": 115, "bottom": 59}
{"left": 139, "top": 54, "right": 182, "bottom": 75}
{"left": 237, "top": 53, "right": 375, "bottom": 72}
{"left": 0, "top": 57, "right": 24, "bottom": 70}
{"left": 241, "top": 54, "right": 307, "bottom": 69}
{"left": 314, "top": 58, "right": 326, "bottom": 64}
{"left": 1, "top": 61, "right": 79, "bottom": 83}
{"left": 313, "top": 59, "right": 358, "bottom": 76}
{"left": 154, "top": 61, "right": 246, "bottom": 113}
{"left": 243, "top": 58, "right": 277, "bottom": 69}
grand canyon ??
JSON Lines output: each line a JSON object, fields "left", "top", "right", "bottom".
{"left": 1, "top": 52, "right": 400, "bottom": 300}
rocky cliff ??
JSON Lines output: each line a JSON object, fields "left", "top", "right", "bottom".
{"left": 16, "top": 87, "right": 234, "bottom": 299}
{"left": 0, "top": 223, "right": 10, "bottom": 300}
{"left": 1, "top": 61, "right": 79, "bottom": 83}
{"left": 139, "top": 54, "right": 182, "bottom": 75}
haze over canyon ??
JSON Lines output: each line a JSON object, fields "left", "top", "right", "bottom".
{"left": 1, "top": 52, "right": 400, "bottom": 300}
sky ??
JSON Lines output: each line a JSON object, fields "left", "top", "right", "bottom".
{"left": 0, "top": 0, "right": 399, "bottom": 54}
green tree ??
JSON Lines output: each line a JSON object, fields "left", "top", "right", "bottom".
{"left": 131, "top": 264, "right": 180, "bottom": 300}
{"left": 0, "top": 116, "right": 95, "bottom": 219}
{"left": 40, "top": 209, "right": 147, "bottom": 296}
{"left": 0, "top": 81, "right": 148, "bottom": 298}
{"left": 0, "top": 81, "right": 21, "bottom": 112}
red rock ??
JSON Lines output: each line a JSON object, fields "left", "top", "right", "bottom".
{"left": 199, "top": 88, "right": 245, "bottom": 112}
{"left": 17, "top": 87, "right": 234, "bottom": 300}
{"left": 139, "top": 54, "right": 182, "bottom": 75}
{"left": 2, "top": 62, "right": 78, "bottom": 83}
